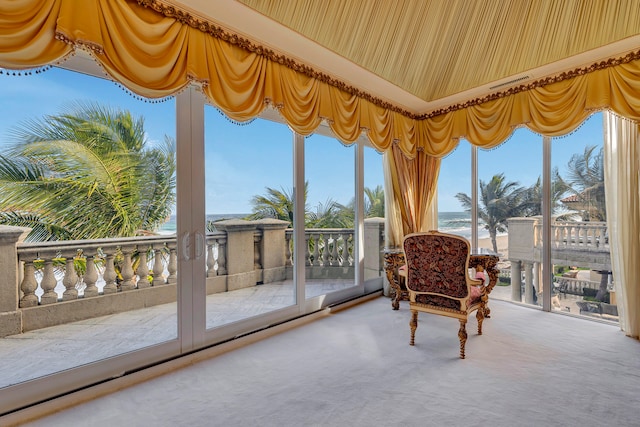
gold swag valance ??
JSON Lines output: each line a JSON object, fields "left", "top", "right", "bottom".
{"left": 1, "top": 0, "right": 640, "bottom": 157}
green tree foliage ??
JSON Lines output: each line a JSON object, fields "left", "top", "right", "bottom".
{"left": 521, "top": 168, "right": 571, "bottom": 217}
{"left": 364, "top": 185, "right": 385, "bottom": 218}
{"left": 456, "top": 173, "right": 526, "bottom": 253}
{"left": 307, "top": 198, "right": 350, "bottom": 228}
{"left": 341, "top": 184, "right": 386, "bottom": 227}
{"left": 0, "top": 102, "right": 176, "bottom": 241}
{"left": 246, "top": 182, "right": 307, "bottom": 225}
{"left": 248, "top": 183, "right": 385, "bottom": 228}
{"left": 563, "top": 145, "right": 606, "bottom": 221}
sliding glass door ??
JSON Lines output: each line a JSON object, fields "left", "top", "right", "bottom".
{"left": 304, "top": 134, "right": 359, "bottom": 304}
{"left": 0, "top": 66, "right": 379, "bottom": 415}
{"left": 203, "top": 105, "right": 297, "bottom": 337}
{"left": 550, "top": 113, "right": 616, "bottom": 322}
{"left": 0, "top": 64, "right": 180, "bottom": 412}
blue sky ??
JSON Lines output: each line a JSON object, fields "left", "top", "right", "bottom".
{"left": 438, "top": 115, "right": 603, "bottom": 212}
{"left": 0, "top": 66, "right": 603, "bottom": 214}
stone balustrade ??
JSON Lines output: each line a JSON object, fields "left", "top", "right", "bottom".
{"left": 285, "top": 228, "right": 357, "bottom": 280}
{"left": 508, "top": 217, "right": 612, "bottom": 305}
{"left": 554, "top": 277, "right": 601, "bottom": 295}
{"left": 0, "top": 218, "right": 386, "bottom": 337}
{"left": 17, "top": 235, "right": 179, "bottom": 308}
{"left": 536, "top": 221, "right": 609, "bottom": 251}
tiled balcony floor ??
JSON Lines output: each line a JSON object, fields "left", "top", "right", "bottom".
{"left": 0, "top": 280, "right": 357, "bottom": 389}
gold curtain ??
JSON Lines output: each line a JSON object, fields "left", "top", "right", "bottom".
{"left": 0, "top": 0, "right": 72, "bottom": 68}
{"left": 383, "top": 145, "right": 440, "bottom": 247}
{"left": 2, "top": 0, "right": 640, "bottom": 157}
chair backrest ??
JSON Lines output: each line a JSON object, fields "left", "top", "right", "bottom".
{"left": 402, "top": 231, "right": 471, "bottom": 299}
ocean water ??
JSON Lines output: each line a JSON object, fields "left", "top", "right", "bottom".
{"left": 438, "top": 211, "right": 486, "bottom": 239}
{"left": 157, "top": 214, "right": 247, "bottom": 235}
{"left": 159, "top": 212, "right": 488, "bottom": 239}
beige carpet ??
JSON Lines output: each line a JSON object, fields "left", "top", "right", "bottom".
{"left": 19, "top": 297, "right": 640, "bottom": 427}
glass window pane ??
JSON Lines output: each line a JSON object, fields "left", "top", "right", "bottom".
{"left": 438, "top": 141, "right": 472, "bottom": 240}
{"left": 364, "top": 146, "right": 384, "bottom": 289}
{"left": 551, "top": 113, "right": 616, "bottom": 322}
{"left": 204, "top": 108, "right": 295, "bottom": 329}
{"left": 477, "top": 129, "right": 542, "bottom": 304}
{"left": 304, "top": 134, "right": 356, "bottom": 299}
{"left": 0, "top": 67, "right": 178, "bottom": 389}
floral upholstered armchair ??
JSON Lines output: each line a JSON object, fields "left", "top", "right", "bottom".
{"left": 402, "top": 231, "right": 486, "bottom": 359}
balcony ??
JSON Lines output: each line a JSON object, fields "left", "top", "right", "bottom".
{"left": 0, "top": 218, "right": 386, "bottom": 391}
{"left": 504, "top": 217, "right": 616, "bottom": 320}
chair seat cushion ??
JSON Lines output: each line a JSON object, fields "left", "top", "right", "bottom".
{"left": 469, "top": 285, "right": 483, "bottom": 305}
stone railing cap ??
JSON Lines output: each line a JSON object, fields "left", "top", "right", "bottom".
{"left": 364, "top": 217, "right": 385, "bottom": 224}
{"left": 0, "top": 225, "right": 31, "bottom": 244}
{"left": 254, "top": 218, "right": 290, "bottom": 229}
{"left": 215, "top": 219, "right": 258, "bottom": 231}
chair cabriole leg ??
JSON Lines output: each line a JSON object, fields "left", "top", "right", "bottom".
{"left": 409, "top": 310, "right": 418, "bottom": 346}
{"left": 458, "top": 319, "right": 467, "bottom": 359}
{"left": 476, "top": 308, "right": 484, "bottom": 335}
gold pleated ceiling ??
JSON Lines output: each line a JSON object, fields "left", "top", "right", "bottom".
{"left": 238, "top": 0, "right": 640, "bottom": 103}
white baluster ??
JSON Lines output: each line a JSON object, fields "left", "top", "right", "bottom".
{"left": 152, "top": 248, "right": 165, "bottom": 286}
{"left": 216, "top": 240, "right": 227, "bottom": 276}
{"left": 312, "top": 234, "right": 319, "bottom": 266}
{"left": 84, "top": 255, "right": 99, "bottom": 297}
{"left": 167, "top": 246, "right": 177, "bottom": 283}
{"left": 40, "top": 259, "right": 58, "bottom": 304}
{"left": 62, "top": 257, "right": 78, "bottom": 300}
{"left": 19, "top": 261, "right": 39, "bottom": 307}
{"left": 136, "top": 247, "right": 150, "bottom": 289}
{"left": 103, "top": 253, "right": 118, "bottom": 294}
{"left": 330, "top": 233, "right": 338, "bottom": 265}
{"left": 120, "top": 249, "right": 136, "bottom": 291}
{"left": 321, "top": 234, "right": 329, "bottom": 266}
{"left": 305, "top": 234, "right": 312, "bottom": 266}
{"left": 342, "top": 233, "right": 350, "bottom": 266}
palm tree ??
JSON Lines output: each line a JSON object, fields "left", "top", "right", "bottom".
{"left": 247, "top": 181, "right": 308, "bottom": 225}
{"left": 249, "top": 183, "right": 384, "bottom": 228}
{"left": 455, "top": 173, "right": 526, "bottom": 253}
{"left": 0, "top": 102, "right": 176, "bottom": 241}
{"left": 307, "top": 198, "right": 350, "bottom": 228}
{"left": 562, "top": 145, "right": 606, "bottom": 221}
{"left": 521, "top": 168, "right": 571, "bottom": 217}
{"left": 364, "top": 185, "right": 385, "bottom": 218}
{"left": 342, "top": 185, "right": 385, "bottom": 225}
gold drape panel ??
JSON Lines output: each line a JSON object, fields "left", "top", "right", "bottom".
{"left": 0, "top": 0, "right": 71, "bottom": 68}
{"left": 384, "top": 145, "right": 440, "bottom": 247}
{"left": 2, "top": 0, "right": 640, "bottom": 155}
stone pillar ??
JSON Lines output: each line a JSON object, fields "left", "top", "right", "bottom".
{"left": 524, "top": 261, "right": 534, "bottom": 304}
{"left": 533, "top": 262, "right": 540, "bottom": 304}
{"left": 256, "top": 219, "right": 290, "bottom": 283}
{"left": 510, "top": 260, "right": 522, "bottom": 302}
{"left": 215, "top": 219, "right": 258, "bottom": 291}
{"left": 364, "top": 217, "right": 385, "bottom": 281}
{"left": 507, "top": 217, "right": 538, "bottom": 262}
{"left": 0, "top": 226, "right": 31, "bottom": 338}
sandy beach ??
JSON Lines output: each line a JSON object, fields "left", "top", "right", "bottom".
{"left": 477, "top": 234, "right": 509, "bottom": 268}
